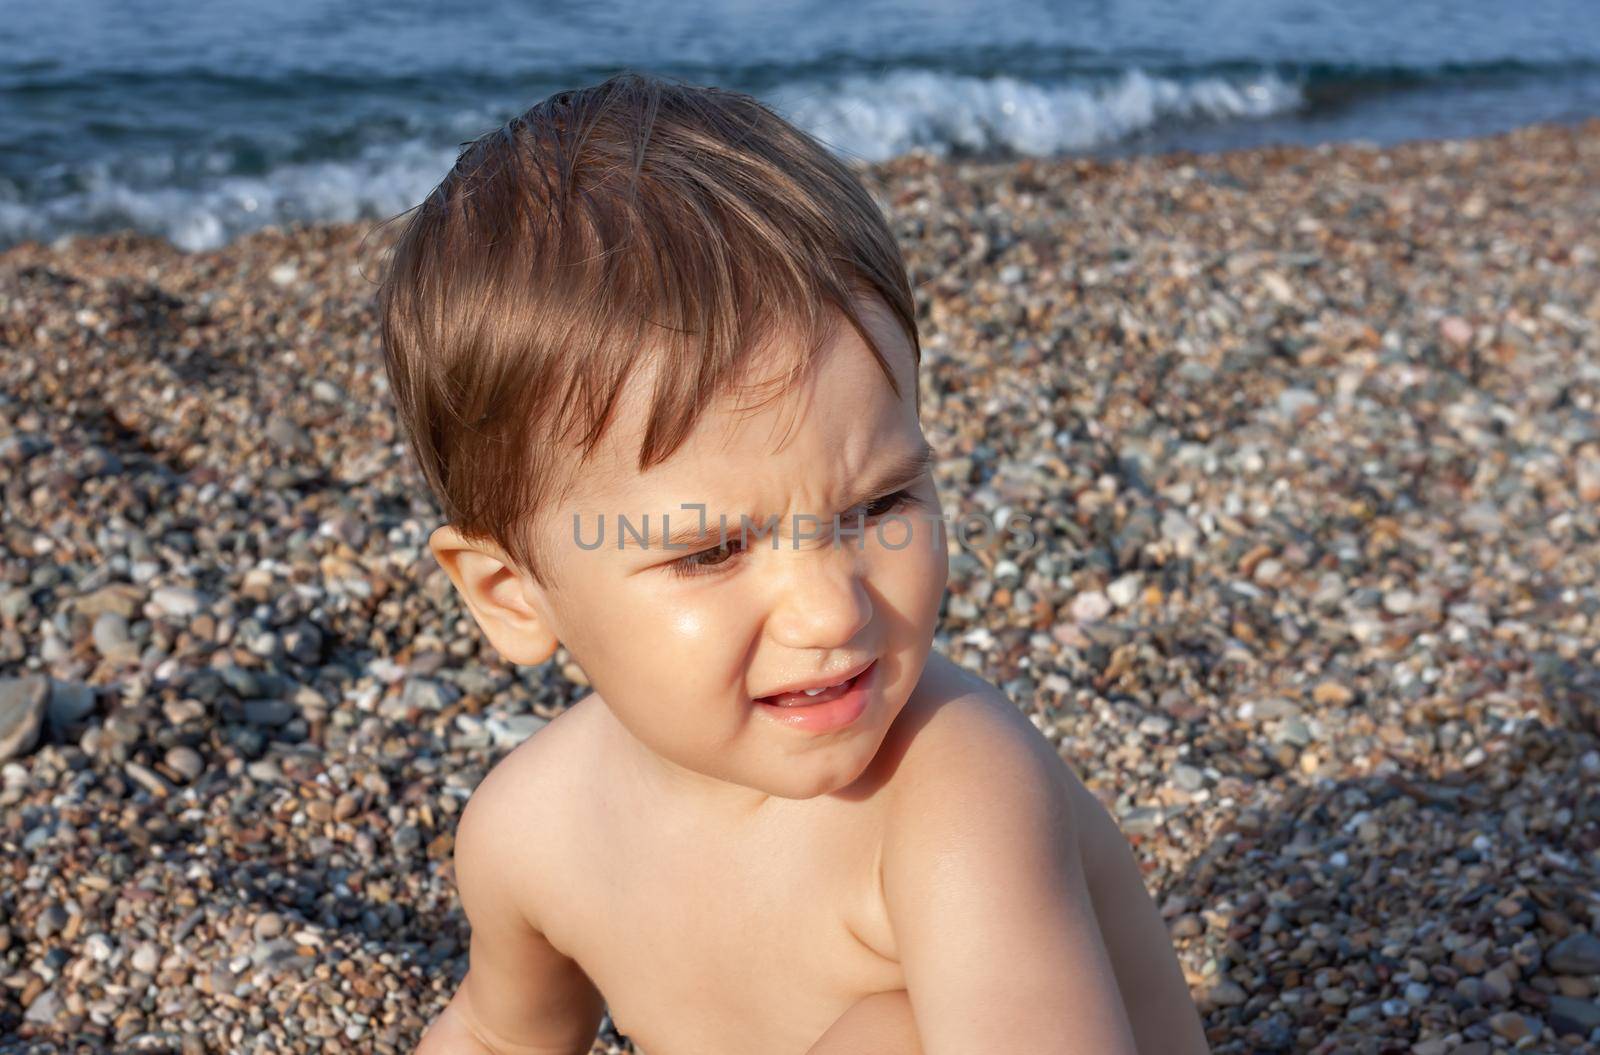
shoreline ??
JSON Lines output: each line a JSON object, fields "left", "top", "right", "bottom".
{"left": 5, "top": 115, "right": 1598, "bottom": 262}
{"left": 1, "top": 117, "right": 1598, "bottom": 1052}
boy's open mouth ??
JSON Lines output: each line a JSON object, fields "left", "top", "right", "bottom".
{"left": 755, "top": 659, "right": 875, "bottom": 708}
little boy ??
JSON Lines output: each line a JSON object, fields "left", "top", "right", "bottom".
{"left": 379, "top": 71, "right": 1208, "bottom": 1055}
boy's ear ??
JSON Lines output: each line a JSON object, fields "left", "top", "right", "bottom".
{"left": 427, "top": 524, "right": 560, "bottom": 667}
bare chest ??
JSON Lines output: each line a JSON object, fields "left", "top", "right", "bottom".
{"left": 538, "top": 795, "right": 904, "bottom": 1055}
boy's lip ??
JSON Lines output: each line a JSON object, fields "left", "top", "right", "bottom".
{"left": 754, "top": 656, "right": 876, "bottom": 701}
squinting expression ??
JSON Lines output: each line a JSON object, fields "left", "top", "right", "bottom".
{"left": 515, "top": 292, "right": 948, "bottom": 810}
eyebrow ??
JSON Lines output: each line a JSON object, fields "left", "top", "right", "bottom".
{"left": 654, "top": 439, "right": 937, "bottom": 551}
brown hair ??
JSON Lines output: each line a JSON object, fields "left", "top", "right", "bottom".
{"left": 374, "top": 70, "right": 921, "bottom": 588}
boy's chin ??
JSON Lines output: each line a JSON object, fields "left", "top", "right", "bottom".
{"left": 752, "top": 748, "right": 883, "bottom": 801}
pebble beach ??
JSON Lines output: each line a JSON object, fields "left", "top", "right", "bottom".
{"left": 1, "top": 118, "right": 1599, "bottom": 1053}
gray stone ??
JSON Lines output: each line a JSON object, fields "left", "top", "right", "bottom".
{"left": 22, "top": 986, "right": 61, "bottom": 1025}
{"left": 1160, "top": 510, "right": 1201, "bottom": 555}
{"left": 312, "top": 379, "right": 345, "bottom": 403}
{"left": 0, "top": 432, "right": 50, "bottom": 465}
{"left": 265, "top": 415, "right": 311, "bottom": 452}
{"left": 245, "top": 757, "right": 284, "bottom": 783}
{"left": 0, "top": 676, "right": 48, "bottom": 761}
{"left": 83, "top": 933, "right": 114, "bottom": 963}
{"left": 1106, "top": 573, "right": 1142, "bottom": 608}
{"left": 402, "top": 677, "right": 461, "bottom": 712}
{"left": 1120, "top": 806, "right": 1165, "bottom": 836}
{"left": 1383, "top": 588, "right": 1417, "bottom": 615}
{"left": 164, "top": 745, "right": 204, "bottom": 782}
{"left": 91, "top": 611, "right": 138, "bottom": 659}
{"left": 243, "top": 699, "right": 296, "bottom": 727}
{"left": 46, "top": 679, "right": 96, "bottom": 733}
{"left": 1276, "top": 717, "right": 1313, "bottom": 747}
{"left": 1203, "top": 978, "right": 1247, "bottom": 1007}
{"left": 0, "top": 588, "right": 30, "bottom": 621}
{"left": 33, "top": 904, "right": 67, "bottom": 939}
{"left": 130, "top": 942, "right": 161, "bottom": 974}
{"left": 249, "top": 937, "right": 299, "bottom": 968}
{"left": 245, "top": 629, "right": 283, "bottom": 660}
{"left": 150, "top": 586, "right": 208, "bottom": 618}
{"left": 125, "top": 762, "right": 173, "bottom": 798}
{"left": 1549, "top": 932, "right": 1600, "bottom": 975}
{"left": 1548, "top": 995, "right": 1600, "bottom": 1038}
{"left": 283, "top": 621, "right": 323, "bottom": 664}
{"left": 1480, "top": 967, "right": 1512, "bottom": 1002}
{"left": 1277, "top": 387, "right": 1319, "bottom": 422}
{"left": 486, "top": 713, "right": 550, "bottom": 748}
{"left": 217, "top": 665, "right": 263, "bottom": 698}
{"left": 392, "top": 825, "right": 423, "bottom": 855}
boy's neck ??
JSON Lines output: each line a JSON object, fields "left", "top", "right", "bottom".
{"left": 601, "top": 702, "right": 778, "bottom": 821}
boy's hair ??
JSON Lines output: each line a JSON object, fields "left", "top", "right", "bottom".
{"left": 375, "top": 70, "right": 922, "bottom": 588}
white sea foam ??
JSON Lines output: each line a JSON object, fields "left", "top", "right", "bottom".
{"left": 772, "top": 68, "right": 1304, "bottom": 161}
{"left": 0, "top": 68, "right": 1303, "bottom": 251}
{"left": 0, "top": 138, "right": 462, "bottom": 252}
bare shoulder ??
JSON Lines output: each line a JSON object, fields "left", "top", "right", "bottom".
{"left": 459, "top": 693, "right": 595, "bottom": 823}
{"left": 453, "top": 693, "right": 603, "bottom": 928}
{"left": 880, "top": 651, "right": 1121, "bottom": 856}
{"left": 884, "top": 651, "right": 1071, "bottom": 816}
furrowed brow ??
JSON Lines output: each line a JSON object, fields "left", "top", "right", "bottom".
{"left": 842, "top": 439, "right": 937, "bottom": 511}
{"left": 653, "top": 440, "right": 937, "bottom": 551}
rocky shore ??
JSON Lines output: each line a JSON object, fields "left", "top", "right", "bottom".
{"left": 1, "top": 118, "right": 1598, "bottom": 1053}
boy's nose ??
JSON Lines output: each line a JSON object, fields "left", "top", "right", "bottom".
{"left": 767, "top": 542, "right": 873, "bottom": 651}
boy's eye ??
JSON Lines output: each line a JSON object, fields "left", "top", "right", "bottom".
{"left": 845, "top": 489, "right": 915, "bottom": 522}
{"left": 665, "top": 488, "right": 917, "bottom": 581}
{"left": 669, "top": 535, "right": 745, "bottom": 579}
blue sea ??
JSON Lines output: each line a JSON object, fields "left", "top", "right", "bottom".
{"left": 3, "top": 0, "right": 1599, "bottom": 252}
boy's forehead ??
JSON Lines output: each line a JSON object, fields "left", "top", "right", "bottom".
{"left": 570, "top": 292, "right": 915, "bottom": 504}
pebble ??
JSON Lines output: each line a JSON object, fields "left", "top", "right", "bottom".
{"left": 485, "top": 713, "right": 551, "bottom": 749}
{"left": 1069, "top": 590, "right": 1111, "bottom": 624}
{"left": 1548, "top": 995, "right": 1600, "bottom": 1039}
{"left": 1170, "top": 764, "right": 1204, "bottom": 792}
{"left": 83, "top": 933, "right": 114, "bottom": 963}
{"left": 1548, "top": 933, "right": 1600, "bottom": 975}
{"left": 1489, "top": 1010, "right": 1540, "bottom": 1042}
{"left": 23, "top": 988, "right": 62, "bottom": 1025}
{"left": 45, "top": 679, "right": 96, "bottom": 732}
{"left": 1203, "top": 978, "right": 1247, "bottom": 1008}
{"left": 124, "top": 761, "right": 173, "bottom": 797}
{"left": 1439, "top": 315, "right": 1475, "bottom": 350}
{"left": 149, "top": 586, "right": 207, "bottom": 617}
{"left": 33, "top": 904, "right": 68, "bottom": 940}
{"left": 90, "top": 611, "right": 137, "bottom": 660}
{"left": 164, "top": 745, "right": 204, "bottom": 782}
{"left": 1106, "top": 573, "right": 1142, "bottom": 609}
{"left": 130, "top": 942, "right": 160, "bottom": 974}
{"left": 0, "top": 676, "right": 48, "bottom": 761}
{"left": 243, "top": 699, "right": 296, "bottom": 726}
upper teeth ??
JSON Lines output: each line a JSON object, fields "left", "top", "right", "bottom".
{"left": 802, "top": 679, "right": 844, "bottom": 696}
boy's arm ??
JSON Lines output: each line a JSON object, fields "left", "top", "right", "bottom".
{"left": 881, "top": 705, "right": 1139, "bottom": 1055}
{"left": 416, "top": 774, "right": 606, "bottom": 1055}
{"left": 1073, "top": 783, "right": 1211, "bottom": 1054}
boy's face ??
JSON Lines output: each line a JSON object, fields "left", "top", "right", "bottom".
{"left": 440, "top": 291, "right": 947, "bottom": 810}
